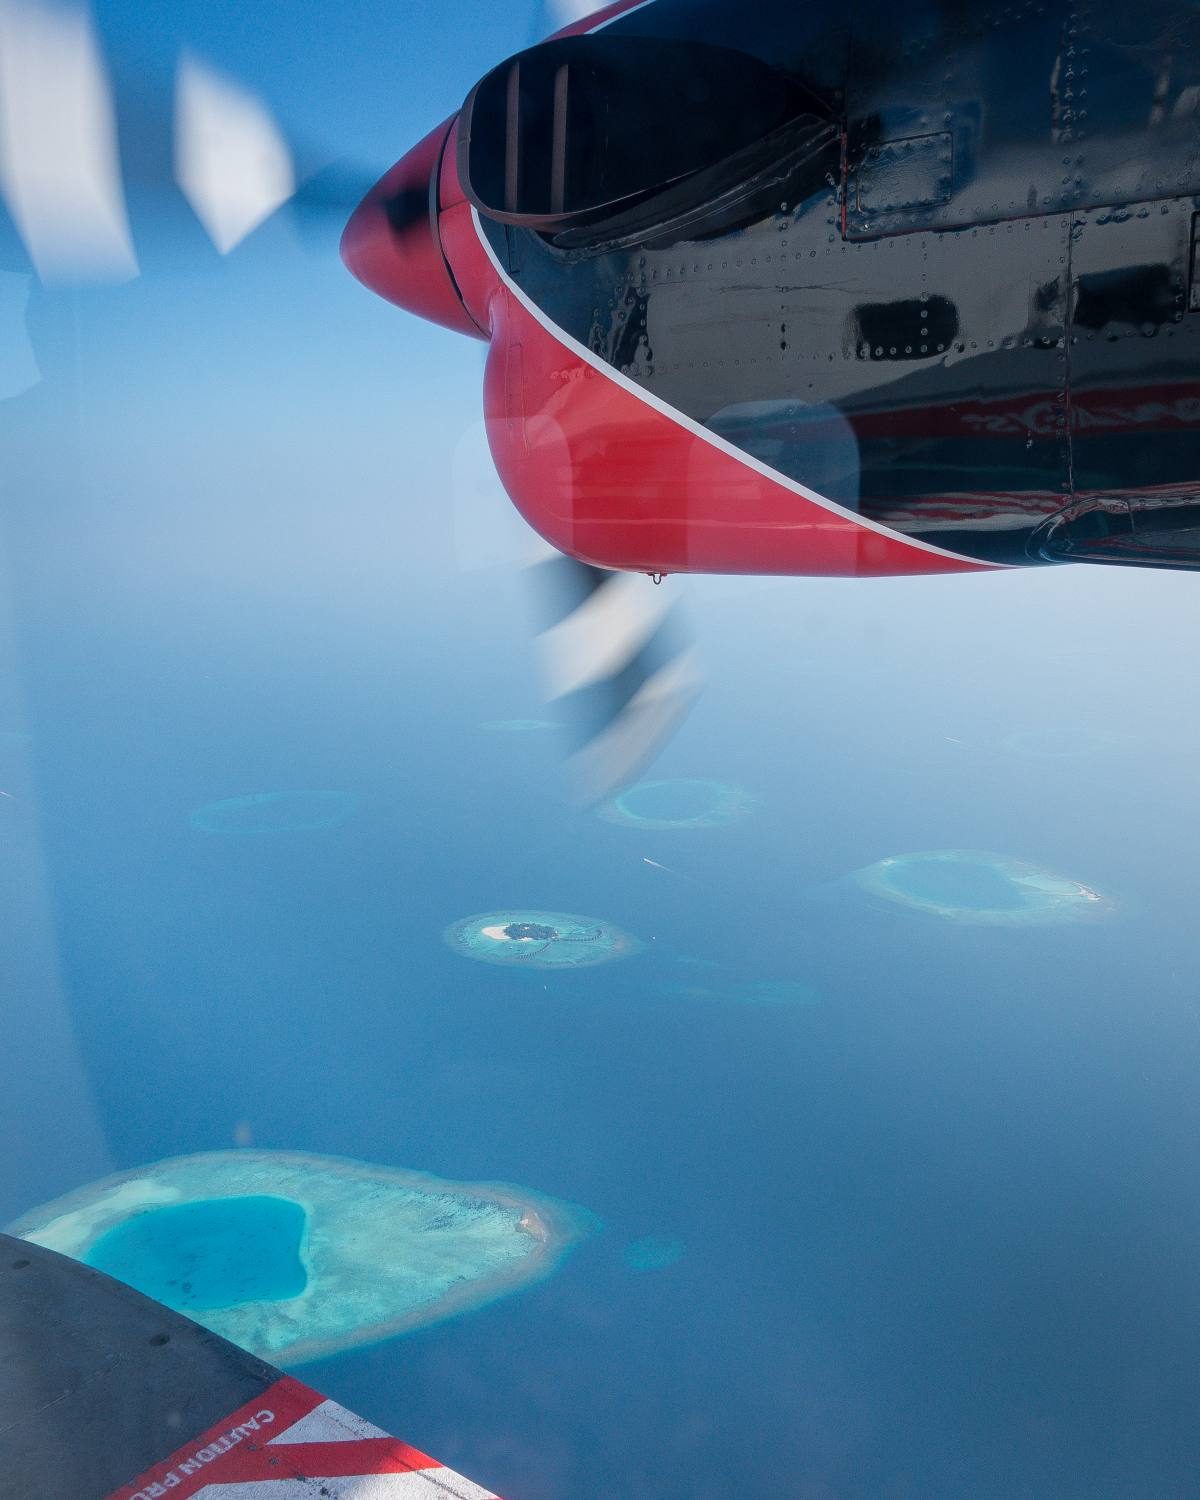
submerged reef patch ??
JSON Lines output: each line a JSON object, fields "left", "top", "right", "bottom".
{"left": 663, "top": 976, "right": 822, "bottom": 1007}
{"left": 598, "top": 778, "right": 753, "bottom": 830}
{"left": 853, "top": 850, "right": 1112, "bottom": 925}
{"left": 190, "top": 791, "right": 357, "bottom": 834}
{"left": 480, "top": 718, "right": 559, "bottom": 733}
{"left": 1000, "top": 726, "right": 1136, "bottom": 759}
{"left": 444, "top": 909, "right": 643, "bottom": 968}
{"left": 623, "top": 1234, "right": 686, "bottom": 1272}
{"left": 727, "top": 979, "right": 823, "bottom": 1007}
{"left": 8, "top": 1151, "right": 593, "bottom": 1365}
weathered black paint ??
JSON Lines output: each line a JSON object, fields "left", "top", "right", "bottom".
{"left": 0, "top": 1233, "right": 278, "bottom": 1499}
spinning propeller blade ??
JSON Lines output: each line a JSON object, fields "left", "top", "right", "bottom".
{"left": 0, "top": 0, "right": 372, "bottom": 282}
{"left": 0, "top": 0, "right": 136, "bottom": 282}
{"left": 452, "top": 424, "right": 704, "bottom": 800}
{"left": 532, "top": 554, "right": 703, "bottom": 805}
{"left": 173, "top": 54, "right": 297, "bottom": 257}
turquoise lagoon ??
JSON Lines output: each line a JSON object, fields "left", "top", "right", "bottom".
{"left": 86, "top": 1194, "right": 307, "bottom": 1312}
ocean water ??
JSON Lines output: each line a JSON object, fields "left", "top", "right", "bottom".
{"left": 1, "top": 5, "right": 1199, "bottom": 1490}
{"left": 4, "top": 527, "right": 1200, "bottom": 1498}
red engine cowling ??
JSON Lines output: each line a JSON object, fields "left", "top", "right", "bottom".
{"left": 341, "top": 89, "right": 992, "bottom": 580}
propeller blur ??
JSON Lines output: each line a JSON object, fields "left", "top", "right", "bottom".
{"left": 0, "top": 0, "right": 367, "bottom": 282}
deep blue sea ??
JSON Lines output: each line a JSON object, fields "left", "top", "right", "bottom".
{"left": 2, "top": 6, "right": 1200, "bottom": 1491}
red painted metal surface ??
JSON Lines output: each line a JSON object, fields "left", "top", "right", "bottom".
{"left": 340, "top": 117, "right": 483, "bottom": 339}
{"left": 479, "top": 283, "right": 992, "bottom": 576}
{"left": 547, "top": 0, "right": 658, "bottom": 39}
{"left": 109, "top": 1377, "right": 500, "bottom": 1499}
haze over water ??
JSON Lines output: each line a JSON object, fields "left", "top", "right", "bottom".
{"left": 2, "top": 3, "right": 1200, "bottom": 1496}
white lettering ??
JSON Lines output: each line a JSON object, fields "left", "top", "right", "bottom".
{"left": 129, "top": 1402, "right": 278, "bottom": 1494}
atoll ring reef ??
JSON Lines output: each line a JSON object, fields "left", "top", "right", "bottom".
{"left": 851, "top": 849, "right": 1113, "bottom": 926}
{"left": 7, "top": 1150, "right": 596, "bottom": 1366}
{"left": 596, "top": 778, "right": 754, "bottom": 831}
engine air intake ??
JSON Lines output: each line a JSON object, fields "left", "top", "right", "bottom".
{"left": 457, "top": 36, "right": 831, "bottom": 246}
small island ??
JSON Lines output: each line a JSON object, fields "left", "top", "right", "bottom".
{"left": 444, "top": 909, "right": 642, "bottom": 968}
{"left": 7, "top": 1150, "right": 594, "bottom": 1366}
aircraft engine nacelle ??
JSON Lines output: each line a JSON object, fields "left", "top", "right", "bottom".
{"left": 342, "top": 0, "right": 1200, "bottom": 579}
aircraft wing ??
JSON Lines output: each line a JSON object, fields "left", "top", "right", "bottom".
{"left": 0, "top": 1232, "right": 500, "bottom": 1499}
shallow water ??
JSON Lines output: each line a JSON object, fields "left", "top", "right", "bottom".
{"left": 85, "top": 1196, "right": 307, "bottom": 1311}
{"left": 888, "top": 855, "right": 1026, "bottom": 911}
